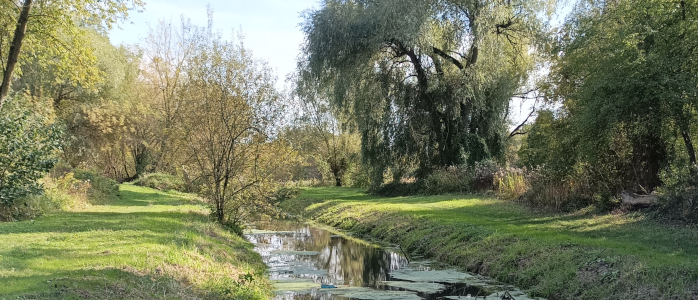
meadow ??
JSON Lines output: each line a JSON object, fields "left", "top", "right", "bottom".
{"left": 0, "top": 185, "right": 270, "bottom": 300}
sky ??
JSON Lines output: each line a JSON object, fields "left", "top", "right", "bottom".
{"left": 108, "top": 0, "right": 320, "bottom": 86}
{"left": 108, "top": 1, "right": 572, "bottom": 129}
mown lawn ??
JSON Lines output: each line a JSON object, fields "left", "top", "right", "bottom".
{"left": 284, "top": 187, "right": 698, "bottom": 300}
{"left": 0, "top": 185, "right": 270, "bottom": 300}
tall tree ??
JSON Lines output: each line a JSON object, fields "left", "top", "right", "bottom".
{"left": 301, "top": 0, "right": 552, "bottom": 185}
{"left": 180, "top": 24, "right": 281, "bottom": 225}
{"left": 0, "top": 0, "right": 143, "bottom": 110}
{"left": 294, "top": 72, "right": 360, "bottom": 187}
{"left": 551, "top": 0, "right": 698, "bottom": 191}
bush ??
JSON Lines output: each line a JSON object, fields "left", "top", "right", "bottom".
{"left": 273, "top": 187, "right": 301, "bottom": 203}
{"left": 374, "top": 165, "right": 473, "bottom": 196}
{"left": 0, "top": 98, "right": 63, "bottom": 210}
{"left": 73, "top": 169, "right": 120, "bottom": 203}
{"left": 656, "top": 165, "right": 698, "bottom": 223}
{"left": 0, "top": 194, "right": 56, "bottom": 222}
{"left": 473, "top": 160, "right": 498, "bottom": 191}
{"left": 373, "top": 181, "right": 426, "bottom": 196}
{"left": 520, "top": 165, "right": 596, "bottom": 211}
{"left": 0, "top": 164, "right": 120, "bottom": 221}
{"left": 495, "top": 167, "right": 527, "bottom": 200}
{"left": 0, "top": 96, "right": 63, "bottom": 221}
{"left": 133, "top": 172, "right": 185, "bottom": 192}
{"left": 41, "top": 172, "right": 91, "bottom": 209}
{"left": 424, "top": 166, "right": 473, "bottom": 194}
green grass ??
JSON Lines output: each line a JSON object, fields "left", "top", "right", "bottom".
{"left": 0, "top": 185, "right": 271, "bottom": 300}
{"left": 283, "top": 187, "right": 698, "bottom": 300}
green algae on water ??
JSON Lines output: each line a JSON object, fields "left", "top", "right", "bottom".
{"left": 379, "top": 281, "right": 447, "bottom": 293}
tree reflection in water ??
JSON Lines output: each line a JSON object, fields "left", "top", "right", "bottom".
{"left": 245, "top": 220, "right": 489, "bottom": 300}
{"left": 246, "top": 220, "right": 406, "bottom": 287}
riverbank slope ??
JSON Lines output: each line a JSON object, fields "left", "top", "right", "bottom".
{"left": 282, "top": 188, "right": 698, "bottom": 300}
{"left": 0, "top": 185, "right": 270, "bottom": 300}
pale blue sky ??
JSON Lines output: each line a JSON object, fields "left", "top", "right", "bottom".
{"left": 109, "top": 1, "right": 572, "bottom": 127}
{"left": 108, "top": 0, "right": 321, "bottom": 84}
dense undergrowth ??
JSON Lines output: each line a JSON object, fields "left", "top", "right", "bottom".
{"left": 133, "top": 172, "right": 188, "bottom": 193}
{"left": 0, "top": 163, "right": 120, "bottom": 222}
{"left": 0, "top": 185, "right": 271, "bottom": 300}
{"left": 283, "top": 187, "right": 698, "bottom": 300}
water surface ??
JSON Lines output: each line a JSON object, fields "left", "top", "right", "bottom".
{"left": 245, "top": 220, "right": 543, "bottom": 300}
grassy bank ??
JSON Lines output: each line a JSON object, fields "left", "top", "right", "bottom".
{"left": 0, "top": 185, "right": 271, "bottom": 300}
{"left": 282, "top": 188, "right": 698, "bottom": 300}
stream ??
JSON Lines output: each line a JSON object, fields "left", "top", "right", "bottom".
{"left": 244, "top": 220, "right": 545, "bottom": 300}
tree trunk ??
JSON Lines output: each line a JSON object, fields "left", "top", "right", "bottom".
{"left": 335, "top": 174, "right": 342, "bottom": 187}
{"left": 632, "top": 132, "right": 666, "bottom": 191}
{"left": 681, "top": 129, "right": 697, "bottom": 166}
{"left": 0, "top": 0, "right": 33, "bottom": 111}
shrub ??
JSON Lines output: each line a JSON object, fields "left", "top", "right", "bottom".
{"left": 374, "top": 165, "right": 474, "bottom": 196}
{"left": 495, "top": 167, "right": 527, "bottom": 200}
{"left": 273, "top": 187, "right": 301, "bottom": 203}
{"left": 73, "top": 169, "right": 120, "bottom": 203}
{"left": 345, "top": 163, "right": 371, "bottom": 188}
{"left": 0, "top": 96, "right": 63, "bottom": 220}
{"left": 656, "top": 165, "right": 698, "bottom": 223}
{"left": 41, "top": 172, "right": 91, "bottom": 209}
{"left": 473, "top": 160, "right": 498, "bottom": 191}
{"left": 424, "top": 166, "right": 473, "bottom": 194}
{"left": 0, "top": 194, "right": 56, "bottom": 222}
{"left": 133, "top": 172, "right": 185, "bottom": 192}
{"left": 374, "top": 181, "right": 426, "bottom": 196}
{"left": 520, "top": 165, "right": 596, "bottom": 211}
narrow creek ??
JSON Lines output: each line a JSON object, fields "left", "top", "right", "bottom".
{"left": 244, "top": 220, "right": 545, "bottom": 300}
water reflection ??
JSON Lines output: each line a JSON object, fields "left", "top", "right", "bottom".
{"left": 246, "top": 220, "right": 406, "bottom": 287}
{"left": 245, "top": 220, "right": 490, "bottom": 300}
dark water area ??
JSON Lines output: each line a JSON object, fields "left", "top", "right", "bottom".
{"left": 244, "top": 220, "right": 519, "bottom": 300}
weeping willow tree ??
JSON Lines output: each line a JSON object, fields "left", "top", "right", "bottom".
{"left": 300, "top": 0, "right": 553, "bottom": 185}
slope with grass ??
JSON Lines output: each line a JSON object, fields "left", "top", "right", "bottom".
{"left": 0, "top": 185, "right": 271, "bottom": 300}
{"left": 282, "top": 188, "right": 698, "bottom": 300}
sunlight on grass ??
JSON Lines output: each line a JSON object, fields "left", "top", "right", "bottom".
{"left": 287, "top": 188, "right": 698, "bottom": 288}
{"left": 0, "top": 185, "right": 270, "bottom": 300}
{"left": 287, "top": 187, "right": 698, "bottom": 299}
{"left": 299, "top": 187, "right": 698, "bottom": 266}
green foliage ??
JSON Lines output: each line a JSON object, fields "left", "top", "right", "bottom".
{"left": 285, "top": 188, "right": 698, "bottom": 300}
{"left": 424, "top": 166, "right": 474, "bottom": 195}
{"left": 512, "top": 0, "right": 698, "bottom": 212}
{"left": 40, "top": 171, "right": 91, "bottom": 209}
{"left": 133, "top": 172, "right": 185, "bottom": 192}
{"left": 546, "top": 0, "right": 698, "bottom": 192}
{"left": 0, "top": 96, "right": 63, "bottom": 210}
{"left": 0, "top": 161, "right": 119, "bottom": 221}
{"left": 518, "top": 110, "right": 577, "bottom": 178}
{"left": 273, "top": 187, "right": 301, "bottom": 203}
{"left": 73, "top": 169, "right": 120, "bottom": 203}
{"left": 657, "top": 165, "right": 698, "bottom": 223}
{"left": 0, "top": 0, "right": 143, "bottom": 101}
{"left": 0, "top": 193, "right": 57, "bottom": 222}
{"left": 301, "top": 0, "right": 551, "bottom": 186}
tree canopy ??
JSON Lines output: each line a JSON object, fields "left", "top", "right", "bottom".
{"left": 300, "top": 0, "right": 553, "bottom": 185}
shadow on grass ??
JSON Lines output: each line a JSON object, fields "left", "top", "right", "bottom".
{"left": 0, "top": 211, "right": 199, "bottom": 235}
{"left": 2, "top": 268, "right": 196, "bottom": 299}
{"left": 300, "top": 187, "right": 698, "bottom": 265}
{"left": 106, "top": 189, "right": 200, "bottom": 207}
{"left": 0, "top": 186, "right": 220, "bottom": 299}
